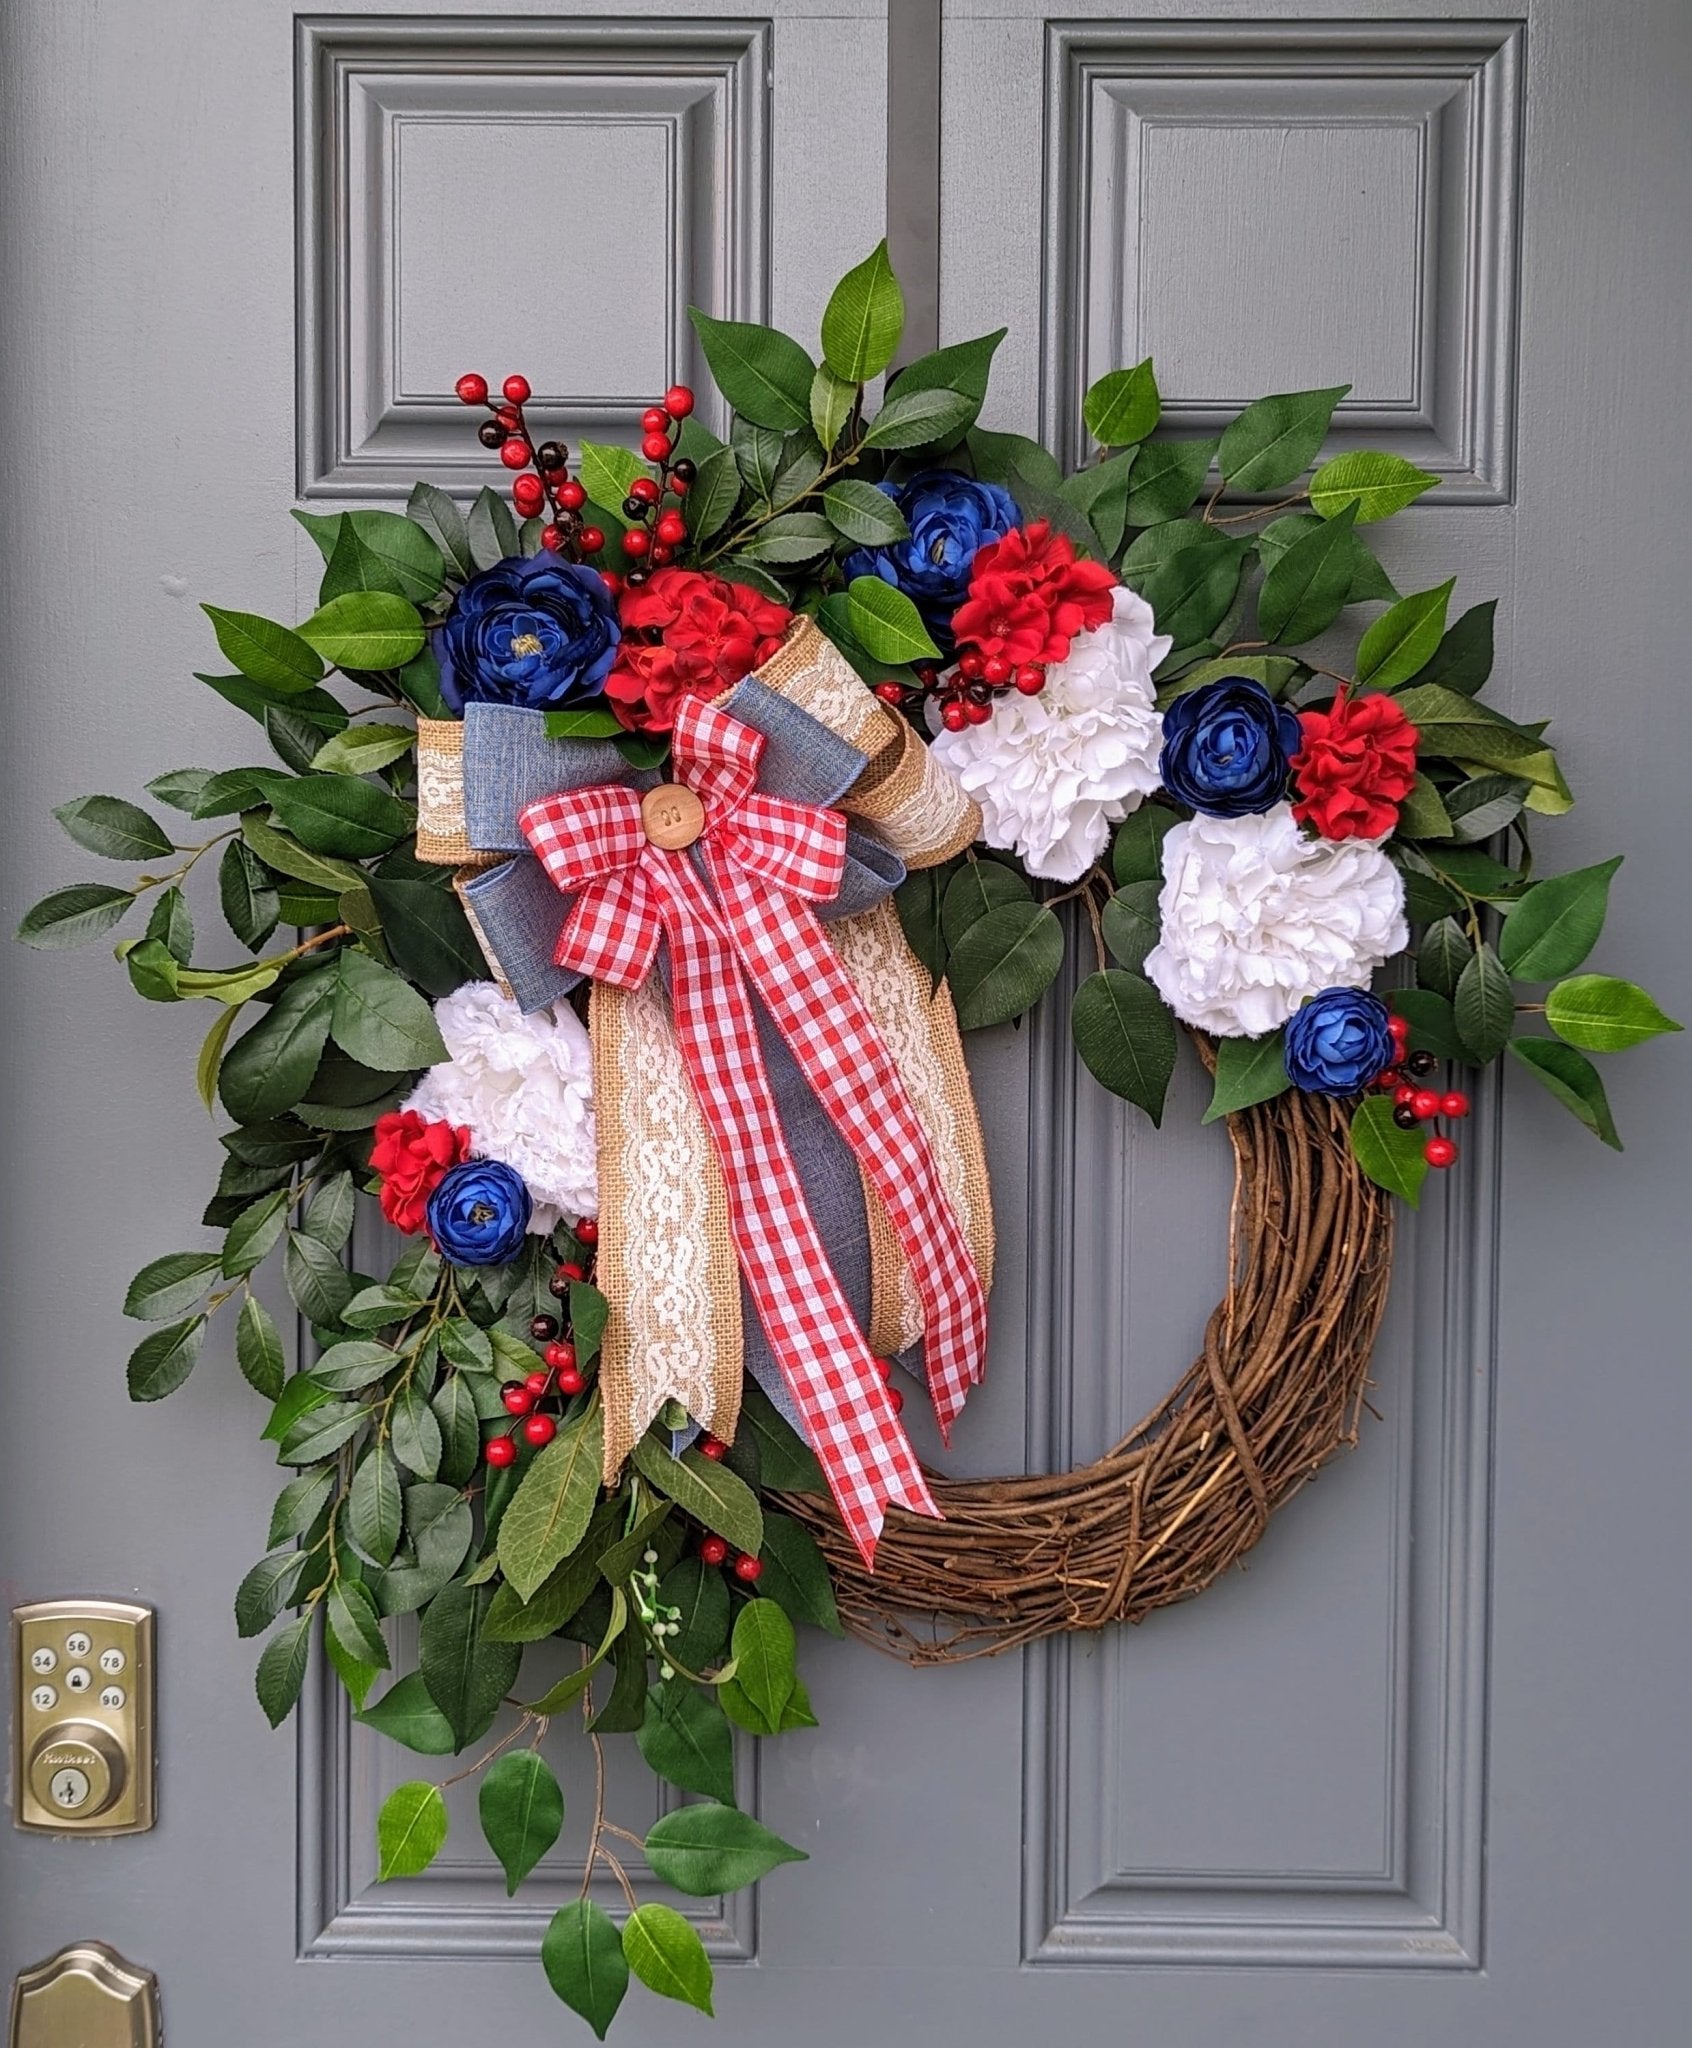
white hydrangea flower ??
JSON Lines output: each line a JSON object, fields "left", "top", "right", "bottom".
{"left": 929, "top": 583, "right": 1170, "bottom": 883}
{"left": 1144, "top": 805, "right": 1409, "bottom": 1038}
{"left": 404, "top": 982, "right": 596, "bottom": 1234}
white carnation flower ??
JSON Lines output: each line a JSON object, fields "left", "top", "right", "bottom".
{"left": 404, "top": 982, "right": 596, "bottom": 1234}
{"left": 929, "top": 583, "right": 1170, "bottom": 883}
{"left": 1144, "top": 805, "right": 1408, "bottom": 1038}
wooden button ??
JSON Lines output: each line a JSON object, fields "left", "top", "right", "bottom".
{"left": 640, "top": 782, "right": 705, "bottom": 851}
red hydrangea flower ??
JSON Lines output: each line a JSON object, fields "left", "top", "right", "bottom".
{"left": 1290, "top": 687, "right": 1420, "bottom": 841}
{"left": 370, "top": 1109, "right": 472, "bottom": 1236}
{"left": 603, "top": 569, "right": 792, "bottom": 733}
{"left": 949, "top": 520, "right": 1117, "bottom": 670}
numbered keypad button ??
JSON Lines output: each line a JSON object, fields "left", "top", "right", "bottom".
{"left": 30, "top": 1684, "right": 57, "bottom": 1712}
{"left": 30, "top": 1646, "right": 57, "bottom": 1674}
{"left": 99, "top": 1685, "right": 126, "bottom": 1710}
{"left": 98, "top": 1647, "right": 126, "bottom": 1675}
{"left": 64, "top": 1666, "right": 92, "bottom": 1694}
{"left": 64, "top": 1631, "right": 92, "bottom": 1657}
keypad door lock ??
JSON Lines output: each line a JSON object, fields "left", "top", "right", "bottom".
{"left": 12, "top": 1601, "right": 154, "bottom": 1834}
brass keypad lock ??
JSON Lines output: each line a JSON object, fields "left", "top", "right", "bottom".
{"left": 12, "top": 1601, "right": 154, "bottom": 1834}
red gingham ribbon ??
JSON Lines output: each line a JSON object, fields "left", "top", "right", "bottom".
{"left": 518, "top": 696, "right": 989, "bottom": 1563}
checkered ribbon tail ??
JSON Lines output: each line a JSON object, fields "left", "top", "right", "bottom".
{"left": 519, "top": 697, "right": 989, "bottom": 1564}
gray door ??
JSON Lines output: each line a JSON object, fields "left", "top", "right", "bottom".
{"left": 3, "top": 2, "right": 1687, "bottom": 2043}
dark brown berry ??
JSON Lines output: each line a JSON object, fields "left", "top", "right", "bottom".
{"left": 477, "top": 419, "right": 504, "bottom": 449}
{"left": 1406, "top": 1049, "right": 1438, "bottom": 1078}
{"left": 529, "top": 1314, "right": 559, "bottom": 1342}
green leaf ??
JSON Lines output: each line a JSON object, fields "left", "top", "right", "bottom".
{"left": 1348, "top": 1094, "right": 1429, "bottom": 1206}
{"left": 834, "top": 576, "right": 941, "bottom": 664}
{"left": 17, "top": 882, "right": 135, "bottom": 949}
{"left": 1123, "top": 436, "right": 1217, "bottom": 526}
{"left": 1111, "top": 805, "right": 1177, "bottom": 886}
{"left": 346, "top": 1442, "right": 404, "bottom": 1565}
{"left": 646, "top": 1801, "right": 806, "bottom": 1897}
{"left": 1309, "top": 450, "right": 1439, "bottom": 522}
{"left": 1203, "top": 1032, "right": 1292, "bottom": 1122}
{"left": 1499, "top": 857, "right": 1622, "bottom": 981}
{"left": 356, "top": 1672, "right": 459, "bottom": 1755}
{"left": 1392, "top": 684, "right": 1570, "bottom": 797}
{"left": 821, "top": 478, "right": 910, "bottom": 546}
{"left": 1394, "top": 772, "right": 1455, "bottom": 841}
{"left": 633, "top": 1436, "right": 764, "bottom": 1555}
{"left": 757, "top": 1512, "right": 843, "bottom": 1637}
{"left": 330, "top": 948, "right": 447, "bottom": 1071}
{"left": 1355, "top": 579, "right": 1454, "bottom": 690}
{"left": 892, "top": 864, "right": 950, "bottom": 987}
{"left": 1509, "top": 1037, "right": 1622, "bottom": 1148}
{"left": 1122, "top": 522, "right": 1250, "bottom": 650}
{"left": 283, "top": 1228, "right": 357, "bottom": 1327}
{"left": 236, "top": 1294, "right": 286, "bottom": 1399}
{"left": 1444, "top": 773, "right": 1530, "bottom": 843}
{"left": 946, "top": 900, "right": 1065, "bottom": 1030}
{"left": 327, "top": 1577, "right": 390, "bottom": 1673}
{"left": 688, "top": 309, "right": 813, "bottom": 431}
{"left": 622, "top": 1903, "right": 714, "bottom": 2017}
{"left": 1256, "top": 501, "right": 1359, "bottom": 643}
{"left": 269, "top": 774, "right": 413, "bottom": 860}
{"left": 1419, "top": 599, "right": 1497, "bottom": 697}
{"left": 145, "top": 884, "right": 195, "bottom": 966}
{"left": 222, "top": 1186, "right": 292, "bottom": 1277}
{"left": 277, "top": 1396, "right": 368, "bottom": 1466}
{"left": 52, "top": 794, "right": 174, "bottom": 862}
{"left": 406, "top": 481, "right": 477, "bottom": 582}
{"left": 888, "top": 329, "right": 1004, "bottom": 415}
{"left": 219, "top": 971, "right": 337, "bottom": 1122}
{"left": 477, "top": 1749, "right": 563, "bottom": 1896}
{"left": 235, "top": 1550, "right": 306, "bottom": 1638}
{"left": 656, "top": 1555, "right": 732, "bottom": 1675}
{"left": 418, "top": 1581, "right": 519, "bottom": 1748}
{"left": 255, "top": 1613, "right": 314, "bottom": 1727}
{"left": 197, "top": 1004, "right": 244, "bottom": 1111}
{"left": 1083, "top": 358, "right": 1160, "bottom": 447}
{"left": 579, "top": 441, "right": 653, "bottom": 520}
{"left": 567, "top": 1282, "right": 608, "bottom": 1369}
{"left": 261, "top": 1370, "right": 332, "bottom": 1445}
{"left": 737, "top": 511, "right": 835, "bottom": 565}
{"left": 497, "top": 1403, "right": 605, "bottom": 1599}
{"left": 202, "top": 606, "right": 324, "bottom": 692}
{"left": 1545, "top": 975, "right": 1683, "bottom": 1053}
{"left": 466, "top": 487, "right": 520, "bottom": 571}
{"left": 300, "top": 1171, "right": 355, "bottom": 1255}
{"left": 718, "top": 1598, "right": 797, "bottom": 1736}
{"left": 126, "top": 1314, "right": 206, "bottom": 1401}
{"left": 299, "top": 591, "right": 425, "bottom": 673}
{"left": 734, "top": 1377, "right": 825, "bottom": 1494}
{"left": 377, "top": 1780, "right": 448, "bottom": 1880}
{"left": 147, "top": 767, "right": 218, "bottom": 813}
{"left": 1218, "top": 385, "right": 1348, "bottom": 492}
{"left": 542, "top": 1899, "right": 629, "bottom": 2040}
{"left": 1417, "top": 917, "right": 1471, "bottom": 1001}
{"left": 941, "top": 858, "right": 1031, "bottom": 948}
{"left": 269, "top": 1468, "right": 334, "bottom": 1547}
{"left": 820, "top": 239, "right": 904, "bottom": 382}
{"left": 861, "top": 385, "right": 977, "bottom": 452}
{"left": 391, "top": 1381, "right": 442, "bottom": 1479}
{"left": 1099, "top": 880, "right": 1161, "bottom": 973}
{"left": 310, "top": 723, "right": 417, "bottom": 777}
{"left": 240, "top": 809, "right": 367, "bottom": 894}
{"left": 365, "top": 868, "right": 487, "bottom": 999}
{"left": 123, "top": 1251, "right": 222, "bottom": 1322}
{"left": 682, "top": 444, "right": 742, "bottom": 542}
{"left": 1059, "top": 449, "right": 1137, "bottom": 558}
{"left": 1389, "top": 988, "right": 1466, "bottom": 1062}
{"left": 1071, "top": 968, "right": 1177, "bottom": 1124}
{"left": 216, "top": 838, "right": 279, "bottom": 950}
{"left": 1454, "top": 941, "right": 1515, "bottom": 1063}
{"left": 639, "top": 1683, "right": 735, "bottom": 1807}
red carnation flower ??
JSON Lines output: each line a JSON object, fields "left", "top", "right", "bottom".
{"left": 370, "top": 1109, "right": 472, "bottom": 1236}
{"left": 949, "top": 520, "right": 1117, "bottom": 670}
{"left": 1290, "top": 687, "right": 1420, "bottom": 841}
{"left": 603, "top": 568, "right": 792, "bottom": 733}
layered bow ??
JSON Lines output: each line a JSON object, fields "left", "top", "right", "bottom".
{"left": 519, "top": 696, "right": 987, "bottom": 1562}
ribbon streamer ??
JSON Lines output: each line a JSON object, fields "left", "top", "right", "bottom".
{"left": 519, "top": 697, "right": 988, "bottom": 1562}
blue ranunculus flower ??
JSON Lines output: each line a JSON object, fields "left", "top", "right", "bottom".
{"left": 426, "top": 1159, "right": 532, "bottom": 1267}
{"left": 1159, "top": 676, "right": 1302, "bottom": 817}
{"left": 1283, "top": 988, "right": 1396, "bottom": 1097}
{"left": 842, "top": 471, "right": 1018, "bottom": 648}
{"left": 436, "top": 551, "right": 621, "bottom": 714}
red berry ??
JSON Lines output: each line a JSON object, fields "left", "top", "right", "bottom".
{"left": 641, "top": 406, "right": 669, "bottom": 434}
{"left": 698, "top": 1436, "right": 726, "bottom": 1461}
{"left": 512, "top": 473, "right": 545, "bottom": 516}
{"left": 670, "top": 474, "right": 690, "bottom": 496}
{"left": 650, "top": 543, "right": 675, "bottom": 566}
{"left": 628, "top": 477, "right": 661, "bottom": 505}
{"left": 622, "top": 528, "right": 650, "bottom": 558}
{"left": 502, "top": 373, "right": 532, "bottom": 404}
{"left": 958, "top": 649, "right": 986, "bottom": 681}
{"left": 576, "top": 1217, "right": 599, "bottom": 1245}
{"left": 556, "top": 1368, "right": 585, "bottom": 1396}
{"left": 1373, "top": 1069, "right": 1402, "bottom": 1090}
{"left": 700, "top": 1536, "right": 729, "bottom": 1567}
{"left": 600, "top": 571, "right": 623, "bottom": 594}
{"left": 733, "top": 1553, "right": 764, "bottom": 1583}
{"left": 1013, "top": 664, "right": 1046, "bottom": 695}
{"left": 1393, "top": 1082, "right": 1417, "bottom": 1106}
{"left": 558, "top": 479, "right": 586, "bottom": 511}
{"left": 886, "top": 1383, "right": 905, "bottom": 1414}
{"left": 495, "top": 406, "right": 523, "bottom": 431}
{"left": 501, "top": 1382, "right": 536, "bottom": 1416}
{"left": 1424, "top": 1136, "right": 1458, "bottom": 1169}
{"left": 500, "top": 438, "right": 531, "bottom": 470}
{"left": 564, "top": 1259, "right": 589, "bottom": 1282}
{"left": 455, "top": 371, "right": 489, "bottom": 406}
{"left": 873, "top": 681, "right": 906, "bottom": 704}
{"left": 578, "top": 527, "right": 605, "bottom": 554}
{"left": 641, "top": 431, "right": 672, "bottom": 462}
{"left": 963, "top": 698, "right": 993, "bottom": 725}
{"left": 1388, "top": 1013, "right": 1412, "bottom": 1043}
{"left": 540, "top": 523, "right": 565, "bottom": 551}
{"left": 1411, "top": 1089, "right": 1442, "bottom": 1121}
{"left": 982, "top": 655, "right": 1011, "bottom": 686}
{"left": 871, "top": 1355, "right": 893, "bottom": 1381}
{"left": 655, "top": 511, "right": 687, "bottom": 546}
{"left": 940, "top": 698, "right": 968, "bottom": 733}
{"left": 1441, "top": 1091, "right": 1471, "bottom": 1119}
{"left": 545, "top": 1340, "right": 576, "bottom": 1371}
{"left": 484, "top": 1435, "right": 517, "bottom": 1468}
{"left": 525, "top": 1369, "right": 552, "bottom": 1395}
{"left": 664, "top": 384, "right": 695, "bottom": 418}
{"left": 523, "top": 1412, "right": 557, "bottom": 1448}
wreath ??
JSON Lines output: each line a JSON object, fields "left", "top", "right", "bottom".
{"left": 20, "top": 244, "right": 1679, "bottom": 2033}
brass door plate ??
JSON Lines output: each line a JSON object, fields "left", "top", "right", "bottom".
{"left": 10, "top": 1943, "right": 159, "bottom": 2048}
{"left": 12, "top": 1600, "right": 154, "bottom": 1835}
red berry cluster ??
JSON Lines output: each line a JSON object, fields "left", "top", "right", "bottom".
{"left": 876, "top": 655, "right": 1049, "bottom": 733}
{"left": 453, "top": 371, "right": 607, "bottom": 561}
{"left": 1375, "top": 1012, "right": 1469, "bottom": 1169}
{"left": 615, "top": 388, "right": 697, "bottom": 591}
{"left": 482, "top": 1218, "right": 599, "bottom": 1468}
{"left": 698, "top": 1533, "right": 762, "bottom": 1582}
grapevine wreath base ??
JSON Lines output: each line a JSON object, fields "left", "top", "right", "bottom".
{"left": 789, "top": 1060, "right": 1394, "bottom": 1657}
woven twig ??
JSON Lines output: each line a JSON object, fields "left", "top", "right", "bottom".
{"left": 781, "top": 1072, "right": 1394, "bottom": 1660}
